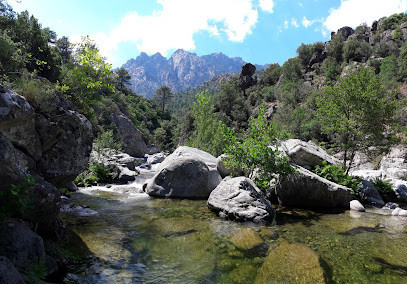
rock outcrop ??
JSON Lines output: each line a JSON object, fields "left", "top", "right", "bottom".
{"left": 274, "top": 166, "right": 352, "bottom": 208}
{"left": 143, "top": 146, "right": 222, "bottom": 198}
{"left": 111, "top": 113, "right": 148, "bottom": 158}
{"left": 281, "top": 139, "right": 339, "bottom": 169}
{"left": 207, "top": 177, "right": 274, "bottom": 223}
{"left": 238, "top": 63, "right": 256, "bottom": 92}
{"left": 0, "top": 86, "right": 93, "bottom": 188}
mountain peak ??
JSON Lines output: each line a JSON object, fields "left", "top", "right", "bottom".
{"left": 122, "top": 51, "right": 266, "bottom": 98}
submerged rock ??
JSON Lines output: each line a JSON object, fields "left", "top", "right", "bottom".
{"left": 274, "top": 166, "right": 352, "bottom": 208}
{"left": 229, "top": 228, "right": 264, "bottom": 251}
{"left": 255, "top": 243, "right": 325, "bottom": 284}
{"left": 207, "top": 177, "right": 274, "bottom": 223}
{"left": 143, "top": 147, "right": 222, "bottom": 199}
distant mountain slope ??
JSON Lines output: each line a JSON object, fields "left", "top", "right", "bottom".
{"left": 121, "top": 49, "right": 266, "bottom": 98}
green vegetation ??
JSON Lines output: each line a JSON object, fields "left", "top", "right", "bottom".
{"left": 313, "top": 161, "right": 361, "bottom": 197}
{"left": 0, "top": 176, "right": 36, "bottom": 221}
{"left": 224, "top": 103, "right": 293, "bottom": 191}
{"left": 372, "top": 178, "right": 395, "bottom": 202}
{"left": 94, "top": 130, "right": 123, "bottom": 153}
{"left": 316, "top": 67, "right": 400, "bottom": 173}
{"left": 153, "top": 85, "right": 174, "bottom": 112}
{"left": 26, "top": 260, "right": 47, "bottom": 284}
{"left": 186, "top": 91, "right": 232, "bottom": 157}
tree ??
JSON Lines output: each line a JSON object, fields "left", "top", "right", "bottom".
{"left": 316, "top": 67, "right": 400, "bottom": 173}
{"left": 186, "top": 91, "right": 232, "bottom": 157}
{"left": 116, "top": 67, "right": 131, "bottom": 88}
{"left": 154, "top": 85, "right": 173, "bottom": 112}
{"left": 261, "top": 63, "right": 281, "bottom": 86}
{"left": 56, "top": 36, "right": 72, "bottom": 64}
{"left": 62, "top": 36, "right": 116, "bottom": 113}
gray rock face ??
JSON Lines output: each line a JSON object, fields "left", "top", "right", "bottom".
{"left": 394, "top": 182, "right": 407, "bottom": 202}
{"left": 143, "top": 146, "right": 222, "bottom": 198}
{"left": 274, "top": 166, "right": 352, "bottom": 208}
{"left": 380, "top": 145, "right": 407, "bottom": 180}
{"left": 0, "top": 89, "right": 42, "bottom": 160}
{"left": 0, "top": 133, "right": 27, "bottom": 191}
{"left": 0, "top": 86, "right": 93, "bottom": 188}
{"left": 37, "top": 107, "right": 93, "bottom": 187}
{"left": 21, "top": 175, "right": 61, "bottom": 237}
{"left": 0, "top": 256, "right": 25, "bottom": 284}
{"left": 0, "top": 219, "right": 46, "bottom": 271}
{"left": 392, "top": 207, "right": 407, "bottom": 217}
{"left": 111, "top": 113, "right": 148, "bottom": 157}
{"left": 358, "top": 179, "right": 385, "bottom": 207}
{"left": 207, "top": 177, "right": 274, "bottom": 223}
{"left": 281, "top": 139, "right": 339, "bottom": 169}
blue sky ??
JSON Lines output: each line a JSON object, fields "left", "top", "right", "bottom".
{"left": 8, "top": 0, "right": 407, "bottom": 68}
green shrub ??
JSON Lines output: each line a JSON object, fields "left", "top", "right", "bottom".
{"left": 372, "top": 178, "right": 395, "bottom": 202}
{"left": 89, "top": 163, "right": 112, "bottom": 184}
{"left": 313, "top": 161, "right": 361, "bottom": 197}
{"left": 0, "top": 176, "right": 36, "bottom": 221}
{"left": 26, "top": 260, "right": 47, "bottom": 284}
{"left": 225, "top": 103, "right": 293, "bottom": 191}
{"left": 94, "top": 130, "right": 122, "bottom": 152}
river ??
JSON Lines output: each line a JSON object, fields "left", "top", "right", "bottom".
{"left": 61, "top": 169, "right": 407, "bottom": 283}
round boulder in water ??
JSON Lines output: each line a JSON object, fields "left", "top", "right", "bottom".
{"left": 207, "top": 177, "right": 274, "bottom": 223}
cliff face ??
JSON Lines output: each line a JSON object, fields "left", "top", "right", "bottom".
{"left": 121, "top": 49, "right": 266, "bottom": 98}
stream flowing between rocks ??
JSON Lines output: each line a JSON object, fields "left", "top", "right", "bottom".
{"left": 61, "top": 169, "right": 407, "bottom": 283}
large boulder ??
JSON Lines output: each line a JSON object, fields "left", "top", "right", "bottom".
{"left": 274, "top": 166, "right": 352, "bottom": 208}
{"left": 357, "top": 179, "right": 385, "bottom": 207}
{"left": 255, "top": 243, "right": 325, "bottom": 284}
{"left": 207, "top": 177, "right": 274, "bottom": 223}
{"left": 143, "top": 146, "right": 222, "bottom": 198}
{"left": 0, "top": 85, "right": 93, "bottom": 188}
{"left": 0, "top": 256, "right": 25, "bottom": 284}
{"left": 21, "top": 175, "right": 62, "bottom": 237}
{"left": 0, "top": 219, "right": 46, "bottom": 271}
{"left": 281, "top": 139, "right": 339, "bottom": 169}
{"left": 111, "top": 113, "right": 148, "bottom": 157}
{"left": 36, "top": 104, "right": 93, "bottom": 187}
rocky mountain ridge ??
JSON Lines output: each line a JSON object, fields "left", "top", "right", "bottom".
{"left": 121, "top": 49, "right": 267, "bottom": 98}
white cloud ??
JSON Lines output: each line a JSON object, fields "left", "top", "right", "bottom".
{"left": 284, "top": 20, "right": 289, "bottom": 29}
{"left": 259, "top": 0, "right": 274, "bottom": 13}
{"left": 323, "top": 0, "right": 407, "bottom": 32}
{"left": 291, "top": 17, "right": 299, "bottom": 28}
{"left": 299, "top": 2, "right": 303, "bottom": 7}
{"left": 87, "top": 0, "right": 259, "bottom": 65}
{"left": 302, "top": 16, "right": 311, "bottom": 28}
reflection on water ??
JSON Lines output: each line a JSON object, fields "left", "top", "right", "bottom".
{"left": 62, "top": 178, "right": 407, "bottom": 283}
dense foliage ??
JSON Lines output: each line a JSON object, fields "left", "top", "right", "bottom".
{"left": 316, "top": 67, "right": 400, "bottom": 172}
{"left": 224, "top": 104, "right": 293, "bottom": 191}
{"left": 313, "top": 161, "right": 361, "bottom": 197}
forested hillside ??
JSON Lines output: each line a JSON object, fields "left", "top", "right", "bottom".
{"left": 0, "top": 0, "right": 168, "bottom": 150}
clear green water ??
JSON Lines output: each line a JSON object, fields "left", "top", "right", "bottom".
{"left": 62, "top": 188, "right": 407, "bottom": 284}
